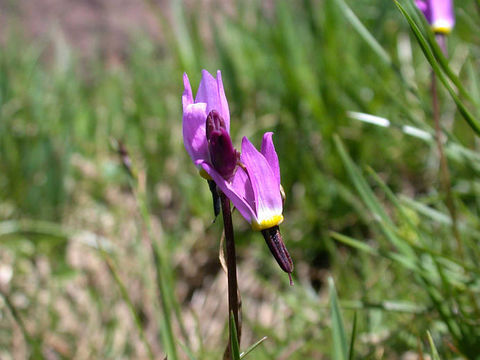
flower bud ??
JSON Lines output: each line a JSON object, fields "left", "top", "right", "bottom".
{"left": 206, "top": 110, "right": 238, "bottom": 179}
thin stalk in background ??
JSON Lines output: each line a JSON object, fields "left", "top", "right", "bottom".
{"left": 115, "top": 140, "right": 181, "bottom": 360}
{"left": 0, "top": 288, "right": 40, "bottom": 356}
{"left": 97, "top": 248, "right": 155, "bottom": 360}
{"left": 220, "top": 192, "right": 241, "bottom": 359}
{"left": 430, "top": 34, "right": 463, "bottom": 258}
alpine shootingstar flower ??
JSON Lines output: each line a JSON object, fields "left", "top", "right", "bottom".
{"left": 182, "top": 70, "right": 293, "bottom": 281}
{"left": 416, "top": 0, "right": 455, "bottom": 34}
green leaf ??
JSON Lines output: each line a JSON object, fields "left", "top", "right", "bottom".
{"left": 333, "top": 135, "right": 414, "bottom": 257}
{"left": 240, "top": 336, "right": 268, "bottom": 359}
{"left": 329, "top": 277, "right": 348, "bottom": 360}
{"left": 427, "top": 331, "right": 441, "bottom": 360}
{"left": 394, "top": 0, "right": 480, "bottom": 136}
{"left": 333, "top": 0, "right": 391, "bottom": 66}
{"left": 348, "top": 312, "right": 357, "bottom": 360}
{"left": 230, "top": 313, "right": 241, "bottom": 360}
{"left": 329, "top": 231, "right": 378, "bottom": 256}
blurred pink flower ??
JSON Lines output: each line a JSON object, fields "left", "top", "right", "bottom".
{"left": 416, "top": 0, "right": 455, "bottom": 34}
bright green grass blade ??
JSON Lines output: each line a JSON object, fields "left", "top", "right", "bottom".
{"left": 240, "top": 336, "right": 268, "bottom": 359}
{"left": 333, "top": 0, "right": 391, "bottom": 66}
{"left": 330, "top": 231, "right": 420, "bottom": 275}
{"left": 427, "top": 331, "right": 441, "bottom": 360}
{"left": 334, "top": 134, "right": 414, "bottom": 257}
{"left": 467, "top": 59, "right": 480, "bottom": 105}
{"left": 348, "top": 312, "right": 357, "bottom": 360}
{"left": 230, "top": 313, "right": 241, "bottom": 360}
{"left": 329, "top": 231, "right": 377, "bottom": 256}
{"left": 395, "top": 0, "right": 480, "bottom": 136}
{"left": 420, "top": 18, "right": 478, "bottom": 108}
{"left": 169, "top": 0, "right": 196, "bottom": 72}
{"left": 329, "top": 277, "right": 348, "bottom": 360}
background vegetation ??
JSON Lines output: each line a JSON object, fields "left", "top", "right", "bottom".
{"left": 1, "top": 0, "right": 479, "bottom": 358}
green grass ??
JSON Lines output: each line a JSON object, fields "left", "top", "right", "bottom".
{"left": 1, "top": 0, "right": 480, "bottom": 358}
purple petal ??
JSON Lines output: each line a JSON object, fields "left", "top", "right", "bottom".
{"left": 415, "top": 0, "right": 428, "bottom": 15}
{"left": 241, "top": 137, "right": 283, "bottom": 226}
{"left": 182, "top": 73, "right": 193, "bottom": 111}
{"left": 200, "top": 161, "right": 257, "bottom": 222}
{"left": 183, "top": 102, "right": 209, "bottom": 165}
{"left": 429, "top": 0, "right": 455, "bottom": 33}
{"left": 195, "top": 70, "right": 230, "bottom": 131}
{"left": 231, "top": 167, "right": 255, "bottom": 210}
{"left": 261, "top": 132, "right": 281, "bottom": 186}
{"left": 215, "top": 70, "right": 230, "bottom": 131}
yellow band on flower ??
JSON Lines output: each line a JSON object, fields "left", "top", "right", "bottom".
{"left": 199, "top": 168, "right": 212, "bottom": 180}
{"left": 251, "top": 214, "right": 284, "bottom": 231}
{"left": 433, "top": 26, "right": 452, "bottom": 34}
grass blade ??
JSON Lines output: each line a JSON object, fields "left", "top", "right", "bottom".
{"left": 230, "top": 313, "right": 241, "bottom": 360}
{"left": 333, "top": 0, "right": 391, "bottom": 66}
{"left": 240, "top": 336, "right": 268, "bottom": 359}
{"left": 394, "top": 0, "right": 480, "bottom": 136}
{"left": 348, "top": 312, "right": 357, "bottom": 360}
{"left": 329, "top": 277, "right": 348, "bottom": 360}
{"left": 427, "top": 331, "right": 441, "bottom": 360}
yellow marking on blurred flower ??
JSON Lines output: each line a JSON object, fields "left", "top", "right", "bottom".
{"left": 433, "top": 26, "right": 451, "bottom": 34}
{"left": 432, "top": 20, "right": 453, "bottom": 34}
{"left": 252, "top": 214, "right": 284, "bottom": 231}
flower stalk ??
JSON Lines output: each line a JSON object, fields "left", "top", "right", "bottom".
{"left": 220, "top": 192, "right": 241, "bottom": 357}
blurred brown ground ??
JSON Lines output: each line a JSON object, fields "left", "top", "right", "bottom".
{"left": 0, "top": 0, "right": 165, "bottom": 61}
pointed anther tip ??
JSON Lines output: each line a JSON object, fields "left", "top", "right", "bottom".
{"left": 288, "top": 273, "right": 294, "bottom": 286}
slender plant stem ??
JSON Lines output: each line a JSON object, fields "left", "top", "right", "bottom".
{"left": 0, "top": 289, "right": 37, "bottom": 353}
{"left": 220, "top": 192, "right": 241, "bottom": 355}
{"left": 431, "top": 35, "right": 463, "bottom": 258}
{"left": 99, "top": 250, "right": 155, "bottom": 360}
{"left": 114, "top": 140, "right": 181, "bottom": 359}
{"left": 136, "top": 187, "right": 180, "bottom": 360}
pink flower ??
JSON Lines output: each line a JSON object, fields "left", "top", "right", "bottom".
{"left": 182, "top": 71, "right": 293, "bottom": 277}
{"left": 416, "top": 0, "right": 455, "bottom": 34}
{"left": 182, "top": 70, "right": 231, "bottom": 178}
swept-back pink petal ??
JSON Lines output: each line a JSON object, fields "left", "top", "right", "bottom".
{"left": 260, "top": 132, "right": 281, "bottom": 186}
{"left": 195, "top": 70, "right": 216, "bottom": 104}
{"left": 231, "top": 167, "right": 255, "bottom": 209}
{"left": 215, "top": 70, "right": 230, "bottom": 131}
{"left": 183, "top": 102, "right": 209, "bottom": 165}
{"left": 200, "top": 162, "right": 257, "bottom": 222}
{"left": 241, "top": 137, "right": 283, "bottom": 229}
{"left": 182, "top": 73, "right": 193, "bottom": 111}
{"left": 415, "top": 0, "right": 428, "bottom": 14}
{"left": 195, "top": 70, "right": 230, "bottom": 131}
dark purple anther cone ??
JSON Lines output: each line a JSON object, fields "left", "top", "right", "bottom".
{"left": 261, "top": 225, "right": 294, "bottom": 285}
{"left": 206, "top": 110, "right": 238, "bottom": 180}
